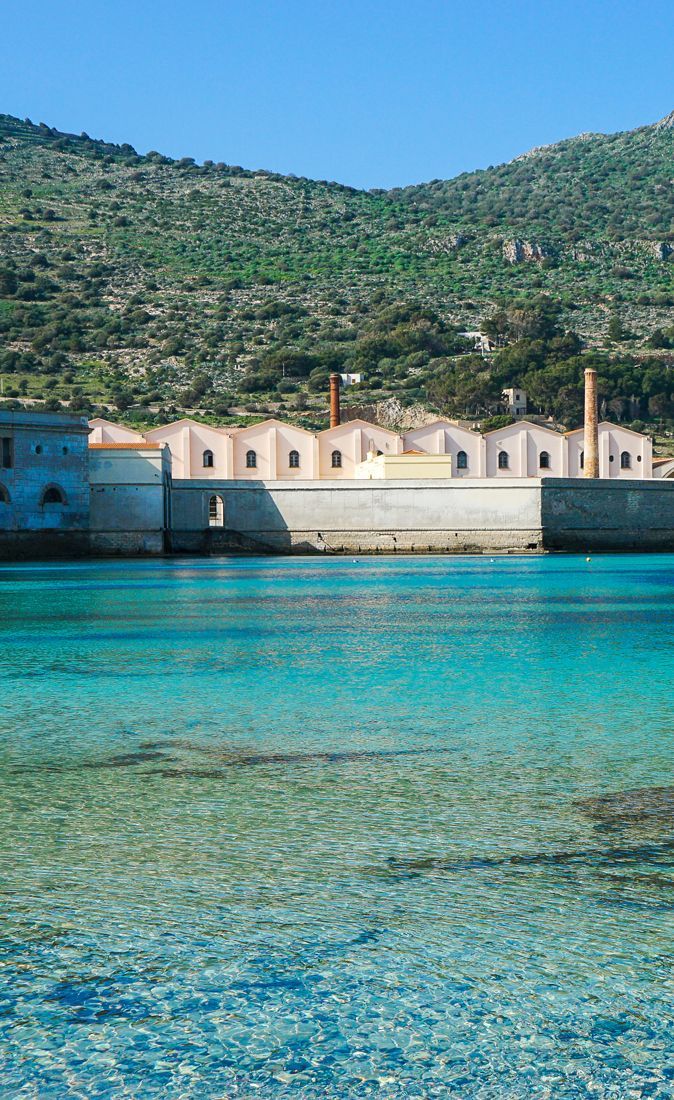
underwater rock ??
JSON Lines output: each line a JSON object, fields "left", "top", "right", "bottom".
{"left": 578, "top": 786, "right": 674, "bottom": 827}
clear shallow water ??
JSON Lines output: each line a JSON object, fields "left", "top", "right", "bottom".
{"left": 1, "top": 554, "right": 674, "bottom": 1098}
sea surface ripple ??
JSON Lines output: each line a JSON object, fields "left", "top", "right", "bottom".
{"left": 1, "top": 554, "right": 674, "bottom": 1097}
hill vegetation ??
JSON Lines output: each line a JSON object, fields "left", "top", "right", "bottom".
{"left": 0, "top": 111, "right": 673, "bottom": 440}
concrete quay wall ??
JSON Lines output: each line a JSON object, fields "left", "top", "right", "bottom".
{"left": 0, "top": 530, "right": 90, "bottom": 560}
{"left": 170, "top": 477, "right": 674, "bottom": 555}
{"left": 4, "top": 477, "right": 672, "bottom": 559}
{"left": 90, "top": 484, "right": 167, "bottom": 556}
{"left": 170, "top": 479, "right": 545, "bottom": 554}
{"left": 541, "top": 478, "right": 674, "bottom": 551}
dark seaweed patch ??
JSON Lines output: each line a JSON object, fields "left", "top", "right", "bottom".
{"left": 382, "top": 840, "right": 674, "bottom": 879}
{"left": 142, "top": 744, "right": 455, "bottom": 773}
{"left": 9, "top": 743, "right": 454, "bottom": 776}
{"left": 8, "top": 750, "right": 173, "bottom": 774}
{"left": 578, "top": 786, "right": 674, "bottom": 828}
{"left": 82, "top": 750, "right": 170, "bottom": 769}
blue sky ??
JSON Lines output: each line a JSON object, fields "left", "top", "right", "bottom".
{"left": 2, "top": 0, "right": 673, "bottom": 189}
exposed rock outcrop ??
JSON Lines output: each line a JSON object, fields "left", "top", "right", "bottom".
{"left": 647, "top": 241, "right": 673, "bottom": 261}
{"left": 343, "top": 398, "right": 436, "bottom": 432}
{"left": 503, "top": 239, "right": 551, "bottom": 263}
{"left": 424, "top": 232, "right": 469, "bottom": 254}
{"left": 652, "top": 110, "right": 674, "bottom": 131}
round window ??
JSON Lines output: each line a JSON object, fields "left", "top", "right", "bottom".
{"left": 35, "top": 444, "right": 43, "bottom": 455}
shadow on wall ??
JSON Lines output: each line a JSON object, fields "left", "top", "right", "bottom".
{"left": 168, "top": 479, "right": 546, "bottom": 556}
{"left": 175, "top": 482, "right": 305, "bottom": 554}
{"left": 540, "top": 480, "right": 674, "bottom": 552}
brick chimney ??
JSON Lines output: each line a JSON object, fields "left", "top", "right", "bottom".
{"left": 329, "top": 373, "right": 341, "bottom": 428}
{"left": 583, "top": 367, "right": 599, "bottom": 478}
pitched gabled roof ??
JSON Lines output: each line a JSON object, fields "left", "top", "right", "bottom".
{"left": 403, "top": 418, "right": 479, "bottom": 435}
{"left": 144, "top": 418, "right": 234, "bottom": 438}
{"left": 482, "top": 419, "right": 561, "bottom": 437}
{"left": 89, "top": 442, "right": 163, "bottom": 450}
{"left": 564, "top": 421, "right": 650, "bottom": 439}
{"left": 318, "top": 418, "right": 400, "bottom": 437}
{"left": 233, "top": 418, "right": 315, "bottom": 436}
{"left": 88, "top": 416, "right": 144, "bottom": 438}
{"left": 88, "top": 417, "right": 122, "bottom": 428}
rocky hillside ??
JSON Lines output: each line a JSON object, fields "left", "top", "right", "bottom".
{"left": 0, "top": 111, "right": 672, "bottom": 434}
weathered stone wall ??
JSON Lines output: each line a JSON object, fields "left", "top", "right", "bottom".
{"left": 89, "top": 530, "right": 165, "bottom": 555}
{"left": 170, "top": 479, "right": 544, "bottom": 554}
{"left": 170, "top": 478, "right": 674, "bottom": 555}
{"left": 0, "top": 530, "right": 90, "bottom": 560}
{"left": 0, "top": 411, "right": 90, "bottom": 558}
{"left": 88, "top": 447, "right": 170, "bottom": 556}
{"left": 541, "top": 478, "right": 674, "bottom": 551}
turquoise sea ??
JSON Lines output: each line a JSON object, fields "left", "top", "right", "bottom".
{"left": 1, "top": 555, "right": 674, "bottom": 1098}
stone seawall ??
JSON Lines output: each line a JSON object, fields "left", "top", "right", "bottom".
{"left": 541, "top": 479, "right": 674, "bottom": 551}
{"left": 89, "top": 531, "right": 166, "bottom": 555}
{"left": 170, "top": 478, "right": 674, "bottom": 555}
{"left": 170, "top": 479, "right": 544, "bottom": 555}
{"left": 0, "top": 531, "right": 90, "bottom": 560}
{"left": 2, "top": 478, "right": 672, "bottom": 559}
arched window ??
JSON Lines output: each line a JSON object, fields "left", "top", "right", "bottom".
{"left": 41, "top": 486, "right": 65, "bottom": 505}
{"left": 580, "top": 450, "right": 584, "bottom": 469}
{"left": 246, "top": 449, "right": 257, "bottom": 469}
{"left": 289, "top": 449, "right": 300, "bottom": 469}
{"left": 621, "top": 451, "right": 631, "bottom": 469}
{"left": 208, "top": 494, "right": 224, "bottom": 527}
{"left": 539, "top": 451, "right": 550, "bottom": 469}
{"left": 331, "top": 450, "right": 342, "bottom": 468}
{"left": 498, "top": 451, "right": 509, "bottom": 470}
{"left": 0, "top": 484, "right": 9, "bottom": 504}
{"left": 456, "top": 450, "right": 468, "bottom": 470}
{"left": 202, "top": 449, "right": 214, "bottom": 468}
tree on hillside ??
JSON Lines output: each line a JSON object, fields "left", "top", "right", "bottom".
{"left": 483, "top": 296, "right": 563, "bottom": 344}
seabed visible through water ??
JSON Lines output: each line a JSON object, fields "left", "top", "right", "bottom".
{"left": 1, "top": 554, "right": 674, "bottom": 1097}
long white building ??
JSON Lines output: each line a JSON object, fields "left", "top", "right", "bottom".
{"left": 88, "top": 416, "right": 655, "bottom": 480}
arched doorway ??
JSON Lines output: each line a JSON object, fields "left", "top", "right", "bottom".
{"left": 208, "top": 494, "right": 224, "bottom": 527}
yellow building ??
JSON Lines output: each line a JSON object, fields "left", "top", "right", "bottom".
{"left": 355, "top": 450, "right": 454, "bottom": 479}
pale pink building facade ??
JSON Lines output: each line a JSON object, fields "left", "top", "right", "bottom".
{"left": 403, "top": 420, "right": 485, "bottom": 477}
{"left": 88, "top": 417, "right": 653, "bottom": 480}
{"left": 144, "top": 420, "right": 233, "bottom": 479}
{"left": 233, "top": 420, "right": 317, "bottom": 480}
{"left": 318, "top": 420, "right": 402, "bottom": 478}
{"left": 484, "top": 421, "right": 566, "bottom": 478}
{"left": 565, "top": 423, "right": 652, "bottom": 479}
{"left": 88, "top": 418, "right": 145, "bottom": 445}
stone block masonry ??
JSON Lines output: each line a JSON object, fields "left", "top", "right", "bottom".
{"left": 0, "top": 410, "right": 90, "bottom": 559}
{"left": 541, "top": 479, "right": 674, "bottom": 551}
{"left": 169, "top": 478, "right": 674, "bottom": 555}
{"left": 170, "top": 477, "right": 544, "bottom": 554}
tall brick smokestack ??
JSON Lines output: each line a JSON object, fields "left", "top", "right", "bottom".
{"left": 329, "top": 373, "right": 341, "bottom": 428}
{"left": 584, "top": 367, "right": 599, "bottom": 478}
